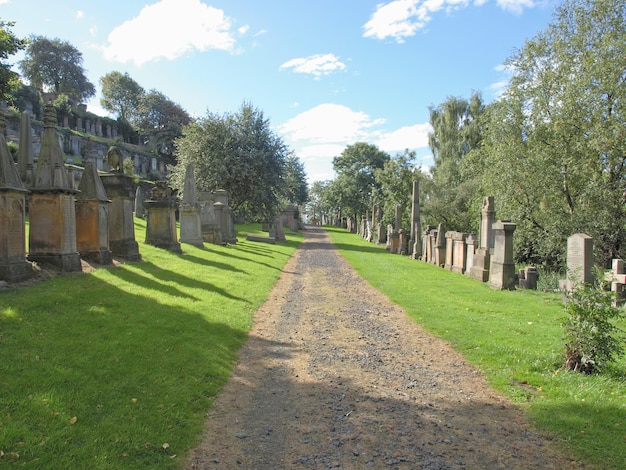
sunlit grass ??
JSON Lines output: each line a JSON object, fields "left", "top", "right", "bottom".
{"left": 326, "top": 226, "right": 626, "bottom": 469}
{"left": 0, "top": 221, "right": 302, "bottom": 469}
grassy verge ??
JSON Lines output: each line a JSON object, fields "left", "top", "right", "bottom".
{"left": 326, "top": 226, "right": 625, "bottom": 469}
{"left": 0, "top": 221, "right": 302, "bottom": 469}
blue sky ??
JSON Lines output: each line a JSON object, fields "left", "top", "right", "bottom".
{"left": 2, "top": 0, "right": 557, "bottom": 182}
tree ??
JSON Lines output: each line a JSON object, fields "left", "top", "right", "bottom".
{"left": 100, "top": 71, "right": 144, "bottom": 122}
{"left": 134, "top": 90, "right": 191, "bottom": 167}
{"left": 0, "top": 21, "right": 27, "bottom": 102}
{"left": 374, "top": 149, "right": 420, "bottom": 228}
{"left": 281, "top": 153, "right": 308, "bottom": 206}
{"left": 332, "top": 142, "right": 390, "bottom": 220}
{"left": 19, "top": 36, "right": 95, "bottom": 103}
{"left": 483, "top": 0, "right": 626, "bottom": 268}
{"left": 305, "top": 180, "right": 330, "bottom": 224}
{"left": 172, "top": 102, "right": 288, "bottom": 220}
{"left": 425, "top": 92, "right": 485, "bottom": 232}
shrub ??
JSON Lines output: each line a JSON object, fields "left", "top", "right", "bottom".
{"left": 562, "top": 279, "right": 625, "bottom": 373}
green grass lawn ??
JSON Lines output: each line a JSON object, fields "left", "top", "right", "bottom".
{"left": 326, "top": 226, "right": 626, "bottom": 470}
{"left": 0, "top": 220, "right": 302, "bottom": 468}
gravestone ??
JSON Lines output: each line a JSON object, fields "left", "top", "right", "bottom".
{"left": 422, "top": 225, "right": 436, "bottom": 263}
{"left": 213, "top": 201, "right": 226, "bottom": 245}
{"left": 269, "top": 216, "right": 286, "bottom": 242}
{"left": 17, "top": 111, "right": 34, "bottom": 187}
{"left": 178, "top": 164, "right": 203, "bottom": 247}
{"left": 398, "top": 228, "right": 407, "bottom": 255}
{"left": 376, "top": 222, "right": 386, "bottom": 244}
{"left": 488, "top": 221, "right": 517, "bottom": 290}
{"left": 518, "top": 266, "right": 538, "bottom": 290}
{"left": 100, "top": 147, "right": 141, "bottom": 261}
{"left": 134, "top": 186, "right": 145, "bottom": 218}
{"left": 469, "top": 196, "right": 496, "bottom": 282}
{"left": 409, "top": 179, "right": 422, "bottom": 259}
{"left": 444, "top": 231, "right": 454, "bottom": 270}
{"left": 198, "top": 191, "right": 220, "bottom": 244}
{"left": 0, "top": 113, "right": 33, "bottom": 282}
{"left": 214, "top": 189, "right": 237, "bottom": 244}
{"left": 75, "top": 161, "right": 112, "bottom": 264}
{"left": 604, "top": 259, "right": 626, "bottom": 306}
{"left": 435, "top": 224, "right": 446, "bottom": 267}
{"left": 451, "top": 231, "right": 467, "bottom": 274}
{"left": 560, "top": 233, "right": 594, "bottom": 291}
{"left": 28, "top": 105, "right": 82, "bottom": 272}
{"left": 144, "top": 181, "right": 181, "bottom": 253}
{"left": 464, "top": 233, "right": 477, "bottom": 276}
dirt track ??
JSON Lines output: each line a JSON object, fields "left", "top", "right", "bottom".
{"left": 185, "top": 226, "right": 572, "bottom": 469}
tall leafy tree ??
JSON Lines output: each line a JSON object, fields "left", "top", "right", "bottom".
{"left": 483, "top": 0, "right": 626, "bottom": 268}
{"left": 19, "top": 36, "right": 95, "bottom": 102}
{"left": 134, "top": 90, "right": 191, "bottom": 167}
{"left": 332, "top": 142, "right": 390, "bottom": 220}
{"left": 281, "top": 152, "right": 309, "bottom": 206}
{"left": 0, "top": 20, "right": 27, "bottom": 102}
{"left": 172, "top": 102, "right": 288, "bottom": 220}
{"left": 100, "top": 71, "right": 144, "bottom": 122}
{"left": 426, "top": 92, "right": 485, "bottom": 232}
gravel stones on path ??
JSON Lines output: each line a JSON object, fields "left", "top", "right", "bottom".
{"left": 186, "top": 226, "right": 571, "bottom": 469}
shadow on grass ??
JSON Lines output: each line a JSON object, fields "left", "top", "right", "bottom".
{"left": 0, "top": 274, "right": 249, "bottom": 469}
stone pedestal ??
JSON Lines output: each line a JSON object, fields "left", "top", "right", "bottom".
{"left": 179, "top": 163, "right": 203, "bottom": 247}
{"left": 489, "top": 221, "right": 517, "bottom": 290}
{"left": 101, "top": 173, "right": 140, "bottom": 261}
{"left": 75, "top": 162, "right": 112, "bottom": 265}
{"left": 144, "top": 182, "right": 181, "bottom": 253}
{"left": 0, "top": 112, "right": 32, "bottom": 282}
{"left": 434, "top": 224, "right": 446, "bottom": 267}
{"left": 451, "top": 232, "right": 467, "bottom": 274}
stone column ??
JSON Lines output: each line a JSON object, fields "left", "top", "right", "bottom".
{"left": 470, "top": 196, "right": 496, "bottom": 282}
{"left": 213, "top": 201, "right": 225, "bottom": 245}
{"left": 409, "top": 179, "right": 421, "bottom": 258}
{"left": 0, "top": 113, "right": 32, "bottom": 282}
{"left": 465, "top": 233, "right": 477, "bottom": 276}
{"left": 17, "top": 111, "right": 34, "bottom": 187}
{"left": 489, "top": 221, "right": 517, "bottom": 290}
{"left": 435, "top": 224, "right": 446, "bottom": 267}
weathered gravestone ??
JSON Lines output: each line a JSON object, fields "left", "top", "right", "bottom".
{"left": 409, "top": 179, "right": 422, "bottom": 259}
{"left": 214, "top": 189, "right": 237, "bottom": 244}
{"left": 178, "top": 164, "right": 203, "bottom": 247}
{"left": 435, "top": 224, "right": 446, "bottom": 267}
{"left": 28, "top": 105, "right": 82, "bottom": 272}
{"left": 269, "top": 216, "right": 286, "bottom": 243}
{"left": 100, "top": 147, "right": 141, "bottom": 261}
{"left": 144, "top": 181, "right": 182, "bottom": 253}
{"left": 604, "top": 259, "right": 626, "bottom": 306}
{"left": 560, "top": 233, "right": 594, "bottom": 291}
{"left": 75, "top": 161, "right": 113, "bottom": 264}
{"left": 0, "top": 113, "right": 32, "bottom": 282}
{"left": 451, "top": 231, "right": 468, "bottom": 274}
{"left": 134, "top": 186, "right": 145, "bottom": 219}
{"left": 469, "top": 196, "right": 496, "bottom": 282}
{"left": 518, "top": 266, "right": 538, "bottom": 290}
{"left": 488, "top": 221, "right": 517, "bottom": 290}
{"left": 464, "top": 233, "right": 477, "bottom": 276}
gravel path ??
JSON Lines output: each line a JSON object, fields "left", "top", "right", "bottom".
{"left": 185, "top": 226, "right": 572, "bottom": 469}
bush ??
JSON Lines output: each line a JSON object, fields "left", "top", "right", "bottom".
{"left": 562, "top": 279, "right": 625, "bottom": 373}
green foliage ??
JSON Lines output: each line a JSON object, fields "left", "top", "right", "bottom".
{"left": 100, "top": 71, "right": 145, "bottom": 122}
{"left": 281, "top": 152, "right": 308, "bottom": 206}
{"left": 483, "top": 0, "right": 626, "bottom": 268}
{"left": 0, "top": 221, "right": 302, "bottom": 468}
{"left": 374, "top": 149, "right": 419, "bottom": 228}
{"left": 563, "top": 279, "right": 626, "bottom": 374}
{"left": 172, "top": 102, "right": 288, "bottom": 221}
{"left": 326, "top": 227, "right": 626, "bottom": 468}
{"left": 332, "top": 142, "right": 390, "bottom": 219}
{"left": 0, "top": 20, "right": 28, "bottom": 102}
{"left": 19, "top": 35, "right": 95, "bottom": 102}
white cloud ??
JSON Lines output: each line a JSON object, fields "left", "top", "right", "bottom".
{"left": 76, "top": 10, "right": 85, "bottom": 20}
{"left": 279, "top": 104, "right": 383, "bottom": 143}
{"left": 364, "top": 0, "right": 535, "bottom": 42}
{"left": 280, "top": 54, "right": 346, "bottom": 78}
{"left": 374, "top": 123, "right": 432, "bottom": 153}
{"left": 101, "top": 0, "right": 238, "bottom": 66}
{"left": 497, "top": 0, "right": 535, "bottom": 14}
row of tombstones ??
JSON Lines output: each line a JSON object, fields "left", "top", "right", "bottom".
{"left": 0, "top": 106, "right": 237, "bottom": 284}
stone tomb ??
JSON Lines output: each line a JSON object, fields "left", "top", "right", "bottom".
{"left": 178, "top": 164, "right": 203, "bottom": 247}
{"left": 488, "top": 221, "right": 517, "bottom": 290}
{"left": 0, "top": 113, "right": 33, "bottom": 282}
{"left": 75, "top": 161, "right": 113, "bottom": 264}
{"left": 604, "top": 259, "right": 626, "bottom": 306}
{"left": 469, "top": 196, "right": 496, "bottom": 282}
{"left": 144, "top": 181, "right": 181, "bottom": 253}
{"left": 27, "top": 105, "right": 82, "bottom": 272}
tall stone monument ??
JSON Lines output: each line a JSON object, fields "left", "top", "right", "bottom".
{"left": 214, "top": 189, "right": 237, "bottom": 244}
{"left": 17, "top": 111, "right": 34, "bottom": 187}
{"left": 28, "top": 105, "right": 82, "bottom": 272}
{"left": 469, "top": 196, "right": 496, "bottom": 282}
{"left": 75, "top": 161, "right": 112, "bottom": 264}
{"left": 560, "top": 233, "right": 594, "bottom": 292}
{"left": 409, "top": 179, "right": 422, "bottom": 259}
{"left": 100, "top": 146, "right": 141, "bottom": 261}
{"left": 144, "top": 181, "right": 181, "bottom": 253}
{"left": 179, "top": 164, "right": 203, "bottom": 247}
{"left": 488, "top": 221, "right": 517, "bottom": 290}
{"left": 0, "top": 113, "right": 32, "bottom": 282}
